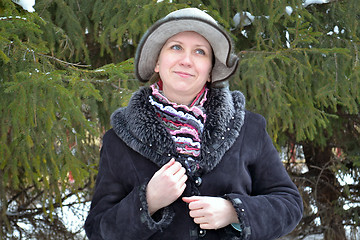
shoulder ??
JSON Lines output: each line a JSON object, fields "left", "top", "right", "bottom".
{"left": 103, "top": 128, "right": 118, "bottom": 141}
{"left": 102, "top": 128, "right": 133, "bottom": 150}
{"left": 102, "top": 128, "right": 123, "bottom": 148}
{"left": 244, "top": 110, "right": 266, "bottom": 127}
{"left": 238, "top": 111, "right": 267, "bottom": 141}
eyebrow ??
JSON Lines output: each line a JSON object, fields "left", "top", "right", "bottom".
{"left": 167, "top": 40, "right": 211, "bottom": 49}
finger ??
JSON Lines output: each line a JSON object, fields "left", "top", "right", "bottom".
{"left": 189, "top": 209, "right": 204, "bottom": 218}
{"left": 182, "top": 197, "right": 195, "bottom": 203}
{"left": 159, "top": 158, "right": 175, "bottom": 173}
{"left": 191, "top": 201, "right": 206, "bottom": 211}
{"left": 185, "top": 197, "right": 204, "bottom": 209}
{"left": 178, "top": 172, "right": 188, "bottom": 184}
{"left": 193, "top": 216, "right": 208, "bottom": 225}
{"left": 199, "top": 223, "right": 213, "bottom": 230}
{"left": 182, "top": 197, "right": 199, "bottom": 203}
{"left": 179, "top": 182, "right": 187, "bottom": 193}
{"left": 166, "top": 161, "right": 183, "bottom": 175}
{"left": 179, "top": 181, "right": 187, "bottom": 193}
{"left": 174, "top": 167, "right": 187, "bottom": 180}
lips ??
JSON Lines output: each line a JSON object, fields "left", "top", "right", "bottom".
{"left": 174, "top": 71, "right": 194, "bottom": 78}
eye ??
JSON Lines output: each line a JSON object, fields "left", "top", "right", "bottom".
{"left": 195, "top": 49, "right": 206, "bottom": 55}
{"left": 170, "top": 44, "right": 182, "bottom": 51}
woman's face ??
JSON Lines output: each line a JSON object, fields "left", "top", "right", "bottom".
{"left": 154, "top": 31, "right": 213, "bottom": 105}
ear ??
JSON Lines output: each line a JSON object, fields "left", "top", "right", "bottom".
{"left": 154, "top": 61, "right": 160, "bottom": 73}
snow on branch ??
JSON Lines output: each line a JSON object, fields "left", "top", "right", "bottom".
{"left": 233, "top": 0, "right": 335, "bottom": 28}
{"left": 302, "top": 0, "right": 330, "bottom": 8}
{"left": 12, "top": 0, "right": 35, "bottom": 13}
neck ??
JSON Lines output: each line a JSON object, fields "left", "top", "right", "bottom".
{"left": 165, "top": 94, "right": 193, "bottom": 106}
{"left": 161, "top": 85, "right": 207, "bottom": 107}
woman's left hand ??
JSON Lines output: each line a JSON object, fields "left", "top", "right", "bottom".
{"left": 182, "top": 196, "right": 239, "bottom": 230}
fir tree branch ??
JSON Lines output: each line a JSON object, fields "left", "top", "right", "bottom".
{"left": 36, "top": 53, "right": 91, "bottom": 68}
{"left": 6, "top": 180, "right": 91, "bottom": 219}
{"left": 0, "top": 16, "right": 28, "bottom": 21}
{"left": 354, "top": 43, "right": 359, "bottom": 67}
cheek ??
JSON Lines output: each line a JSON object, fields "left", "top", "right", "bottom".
{"left": 202, "top": 62, "right": 212, "bottom": 75}
{"left": 203, "top": 64, "right": 212, "bottom": 82}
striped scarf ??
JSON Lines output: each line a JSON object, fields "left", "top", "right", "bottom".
{"left": 149, "top": 82, "right": 208, "bottom": 173}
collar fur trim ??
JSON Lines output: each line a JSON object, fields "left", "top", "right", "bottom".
{"left": 110, "top": 86, "right": 245, "bottom": 173}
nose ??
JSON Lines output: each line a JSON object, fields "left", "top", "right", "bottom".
{"left": 179, "top": 51, "right": 193, "bottom": 67}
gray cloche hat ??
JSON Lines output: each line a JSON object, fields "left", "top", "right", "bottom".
{"left": 135, "top": 8, "right": 239, "bottom": 83}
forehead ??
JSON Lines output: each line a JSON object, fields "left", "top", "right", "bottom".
{"left": 165, "top": 31, "right": 212, "bottom": 48}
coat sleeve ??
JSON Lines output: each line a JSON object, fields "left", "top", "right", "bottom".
{"left": 225, "top": 113, "right": 303, "bottom": 240}
{"left": 84, "top": 130, "right": 174, "bottom": 240}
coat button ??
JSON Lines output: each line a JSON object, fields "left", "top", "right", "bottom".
{"left": 195, "top": 177, "right": 202, "bottom": 187}
{"left": 199, "top": 229, "right": 206, "bottom": 237}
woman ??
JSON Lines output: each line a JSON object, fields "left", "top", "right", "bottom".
{"left": 85, "top": 8, "right": 303, "bottom": 240}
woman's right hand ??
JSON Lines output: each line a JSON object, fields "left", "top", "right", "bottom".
{"left": 146, "top": 158, "right": 188, "bottom": 215}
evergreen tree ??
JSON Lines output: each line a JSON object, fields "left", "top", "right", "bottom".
{"left": 0, "top": 0, "right": 359, "bottom": 239}
{"left": 222, "top": 1, "right": 360, "bottom": 239}
{"left": 0, "top": 0, "right": 136, "bottom": 238}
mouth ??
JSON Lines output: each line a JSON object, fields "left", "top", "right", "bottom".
{"left": 174, "top": 71, "right": 194, "bottom": 78}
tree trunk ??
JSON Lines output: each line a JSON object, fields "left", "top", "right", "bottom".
{"left": 303, "top": 145, "right": 346, "bottom": 240}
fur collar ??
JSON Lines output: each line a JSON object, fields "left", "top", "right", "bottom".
{"left": 110, "top": 86, "right": 245, "bottom": 174}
